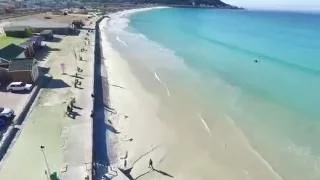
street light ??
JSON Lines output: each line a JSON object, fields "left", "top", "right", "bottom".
{"left": 40, "top": 145, "right": 51, "bottom": 180}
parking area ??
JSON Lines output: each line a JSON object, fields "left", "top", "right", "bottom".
{"left": 0, "top": 86, "right": 32, "bottom": 134}
{"left": 0, "top": 89, "right": 30, "bottom": 111}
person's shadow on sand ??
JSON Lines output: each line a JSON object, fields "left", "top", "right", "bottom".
{"left": 153, "top": 169, "right": 174, "bottom": 178}
{"left": 134, "top": 168, "right": 174, "bottom": 179}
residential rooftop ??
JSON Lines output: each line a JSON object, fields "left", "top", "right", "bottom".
{"left": 0, "top": 44, "right": 25, "bottom": 60}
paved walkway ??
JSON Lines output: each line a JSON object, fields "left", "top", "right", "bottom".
{"left": 0, "top": 29, "right": 94, "bottom": 180}
{"left": 61, "top": 30, "right": 95, "bottom": 180}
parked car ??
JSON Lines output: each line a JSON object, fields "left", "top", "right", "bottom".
{"left": 7, "top": 82, "right": 32, "bottom": 92}
{"left": 0, "top": 107, "right": 14, "bottom": 119}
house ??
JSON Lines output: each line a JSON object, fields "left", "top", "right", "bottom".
{"left": 4, "top": 26, "right": 32, "bottom": 38}
{"left": 0, "top": 58, "right": 38, "bottom": 84}
{"left": 0, "top": 44, "right": 27, "bottom": 60}
{"left": 0, "top": 43, "right": 36, "bottom": 60}
{"left": 8, "top": 58, "right": 39, "bottom": 83}
{"left": 25, "top": 36, "right": 44, "bottom": 51}
{"left": 72, "top": 20, "right": 84, "bottom": 29}
{"left": 0, "top": 40, "right": 43, "bottom": 60}
{"left": 9, "top": 19, "right": 74, "bottom": 35}
{"left": 0, "top": 44, "right": 39, "bottom": 84}
{"left": 40, "top": 30, "right": 53, "bottom": 40}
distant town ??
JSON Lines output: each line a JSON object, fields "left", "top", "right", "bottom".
{"left": 0, "top": 0, "right": 240, "bottom": 20}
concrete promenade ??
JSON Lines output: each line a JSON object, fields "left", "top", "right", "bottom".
{"left": 0, "top": 25, "right": 96, "bottom": 179}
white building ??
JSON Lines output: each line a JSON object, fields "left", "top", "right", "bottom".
{"left": 0, "top": 22, "right": 11, "bottom": 37}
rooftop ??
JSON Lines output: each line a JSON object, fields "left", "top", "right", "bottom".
{"left": 4, "top": 26, "right": 31, "bottom": 32}
{"left": 11, "top": 19, "right": 70, "bottom": 29}
{"left": 5, "top": 12, "right": 90, "bottom": 28}
{"left": 0, "top": 44, "right": 25, "bottom": 60}
{"left": 40, "top": 30, "right": 53, "bottom": 34}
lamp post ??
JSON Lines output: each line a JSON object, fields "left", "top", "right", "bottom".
{"left": 40, "top": 145, "right": 51, "bottom": 180}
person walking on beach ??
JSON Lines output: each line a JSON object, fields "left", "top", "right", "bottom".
{"left": 148, "top": 159, "right": 154, "bottom": 170}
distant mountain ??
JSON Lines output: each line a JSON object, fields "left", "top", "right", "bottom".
{"left": 90, "top": 0, "right": 240, "bottom": 9}
{"left": 21, "top": 0, "right": 240, "bottom": 9}
{"left": 143, "top": 0, "right": 237, "bottom": 8}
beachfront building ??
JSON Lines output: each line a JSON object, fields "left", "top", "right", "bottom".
{"left": 0, "top": 36, "right": 44, "bottom": 60}
{"left": 8, "top": 58, "right": 39, "bottom": 83}
{"left": 40, "top": 30, "right": 54, "bottom": 40}
{"left": 4, "top": 26, "right": 32, "bottom": 38}
{"left": 25, "top": 35, "right": 44, "bottom": 52}
{"left": 0, "top": 43, "right": 37, "bottom": 59}
{"left": 72, "top": 20, "right": 85, "bottom": 29}
{"left": 0, "top": 57, "right": 39, "bottom": 84}
{"left": 0, "top": 44, "right": 39, "bottom": 83}
{"left": 9, "top": 18, "right": 76, "bottom": 35}
{"left": 0, "top": 44, "right": 28, "bottom": 59}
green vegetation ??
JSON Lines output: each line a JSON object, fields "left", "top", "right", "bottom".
{"left": 0, "top": 36, "right": 27, "bottom": 49}
{"left": 4, "top": 26, "right": 33, "bottom": 38}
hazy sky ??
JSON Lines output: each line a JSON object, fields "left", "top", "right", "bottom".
{"left": 223, "top": 0, "right": 320, "bottom": 10}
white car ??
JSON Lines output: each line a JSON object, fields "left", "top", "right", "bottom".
{"left": 0, "top": 107, "right": 14, "bottom": 119}
{"left": 7, "top": 82, "right": 32, "bottom": 92}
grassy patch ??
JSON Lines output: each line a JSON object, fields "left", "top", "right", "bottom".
{"left": 0, "top": 36, "right": 27, "bottom": 49}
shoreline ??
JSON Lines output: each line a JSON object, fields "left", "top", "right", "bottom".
{"left": 92, "top": 7, "right": 171, "bottom": 179}
{"left": 98, "top": 7, "right": 286, "bottom": 180}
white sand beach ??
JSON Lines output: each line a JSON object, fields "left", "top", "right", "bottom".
{"left": 100, "top": 12, "right": 173, "bottom": 178}
{"left": 101, "top": 7, "right": 286, "bottom": 180}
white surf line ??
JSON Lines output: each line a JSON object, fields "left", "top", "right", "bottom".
{"left": 154, "top": 71, "right": 171, "bottom": 96}
{"left": 225, "top": 115, "right": 284, "bottom": 180}
{"left": 198, "top": 114, "right": 212, "bottom": 136}
{"left": 116, "top": 36, "right": 128, "bottom": 47}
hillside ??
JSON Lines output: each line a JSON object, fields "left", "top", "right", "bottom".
{"left": 96, "top": 0, "right": 239, "bottom": 8}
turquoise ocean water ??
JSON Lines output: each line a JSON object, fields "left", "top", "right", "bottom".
{"left": 107, "top": 8, "right": 320, "bottom": 179}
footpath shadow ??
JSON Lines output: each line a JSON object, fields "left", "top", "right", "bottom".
{"left": 92, "top": 18, "right": 110, "bottom": 180}
{"left": 35, "top": 46, "right": 61, "bottom": 62}
{"left": 134, "top": 168, "right": 174, "bottom": 180}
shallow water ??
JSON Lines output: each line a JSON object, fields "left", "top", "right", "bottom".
{"left": 105, "top": 8, "right": 320, "bottom": 179}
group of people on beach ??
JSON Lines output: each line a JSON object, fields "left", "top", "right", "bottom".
{"left": 66, "top": 97, "right": 76, "bottom": 119}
